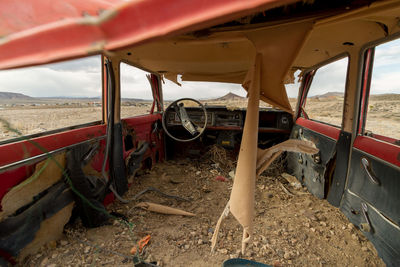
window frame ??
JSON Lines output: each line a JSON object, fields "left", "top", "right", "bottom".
{"left": 119, "top": 60, "right": 162, "bottom": 119}
{"left": 299, "top": 54, "right": 350, "bottom": 129}
{"left": 357, "top": 33, "right": 400, "bottom": 146}
{"left": 0, "top": 55, "right": 104, "bottom": 144}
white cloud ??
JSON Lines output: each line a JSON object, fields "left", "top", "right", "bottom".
{"left": 370, "top": 71, "right": 400, "bottom": 94}
{"left": 163, "top": 79, "right": 246, "bottom": 100}
{"left": 0, "top": 56, "right": 102, "bottom": 97}
{"left": 373, "top": 39, "right": 400, "bottom": 68}
{"left": 120, "top": 62, "right": 246, "bottom": 100}
{"left": 120, "top": 63, "right": 153, "bottom": 99}
{"left": 370, "top": 39, "right": 400, "bottom": 94}
{"left": 307, "top": 57, "right": 348, "bottom": 97}
{"left": 285, "top": 70, "right": 301, "bottom": 98}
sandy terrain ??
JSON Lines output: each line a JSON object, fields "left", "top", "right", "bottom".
{"left": 21, "top": 153, "right": 384, "bottom": 267}
{"left": 302, "top": 96, "right": 400, "bottom": 139}
{"left": 0, "top": 105, "right": 150, "bottom": 140}
{"left": 1, "top": 95, "right": 398, "bottom": 141}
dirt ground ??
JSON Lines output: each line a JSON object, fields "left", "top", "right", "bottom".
{"left": 0, "top": 105, "right": 151, "bottom": 140}
{"left": 21, "top": 151, "right": 385, "bottom": 267}
{"left": 302, "top": 96, "right": 400, "bottom": 139}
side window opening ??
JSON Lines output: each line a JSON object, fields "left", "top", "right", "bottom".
{"left": 364, "top": 39, "right": 400, "bottom": 143}
{"left": 120, "top": 62, "right": 154, "bottom": 118}
{"left": 285, "top": 70, "right": 302, "bottom": 111}
{"left": 0, "top": 56, "right": 102, "bottom": 142}
{"left": 302, "top": 57, "right": 348, "bottom": 127}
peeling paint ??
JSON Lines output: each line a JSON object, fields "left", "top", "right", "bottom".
{"left": 78, "top": 8, "right": 119, "bottom": 26}
{"left": 87, "top": 40, "right": 107, "bottom": 54}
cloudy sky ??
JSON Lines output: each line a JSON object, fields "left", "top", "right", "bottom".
{"left": 0, "top": 39, "right": 398, "bottom": 100}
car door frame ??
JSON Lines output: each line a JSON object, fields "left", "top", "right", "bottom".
{"left": 288, "top": 54, "right": 350, "bottom": 200}
{"left": 339, "top": 36, "right": 400, "bottom": 267}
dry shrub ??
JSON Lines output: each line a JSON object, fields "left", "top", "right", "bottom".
{"left": 203, "top": 144, "right": 235, "bottom": 174}
{"left": 260, "top": 152, "right": 286, "bottom": 177}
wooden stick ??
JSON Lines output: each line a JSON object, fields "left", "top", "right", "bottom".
{"left": 136, "top": 202, "right": 195, "bottom": 216}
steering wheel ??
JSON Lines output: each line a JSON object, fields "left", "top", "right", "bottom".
{"left": 162, "top": 98, "right": 207, "bottom": 142}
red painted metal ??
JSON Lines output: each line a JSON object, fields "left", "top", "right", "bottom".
{"left": 122, "top": 113, "right": 165, "bottom": 163}
{"left": 296, "top": 117, "right": 340, "bottom": 140}
{"left": 358, "top": 49, "right": 372, "bottom": 135}
{"left": 0, "top": 125, "right": 106, "bottom": 168}
{"left": 298, "top": 72, "right": 312, "bottom": 117}
{"left": 103, "top": 192, "right": 115, "bottom": 206}
{"left": 0, "top": 112, "right": 163, "bottom": 210}
{"left": 369, "top": 133, "right": 399, "bottom": 145}
{"left": 0, "top": 125, "right": 106, "bottom": 208}
{"left": 0, "top": 0, "right": 296, "bottom": 70}
{"left": 122, "top": 114, "right": 161, "bottom": 127}
{"left": 354, "top": 136, "right": 400, "bottom": 167}
{"left": 0, "top": 0, "right": 120, "bottom": 35}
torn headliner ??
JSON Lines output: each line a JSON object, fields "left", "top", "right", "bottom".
{"left": 0, "top": 0, "right": 400, "bottom": 112}
{"left": 116, "top": 0, "right": 400, "bottom": 112}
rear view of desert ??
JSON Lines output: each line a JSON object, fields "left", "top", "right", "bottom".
{"left": 0, "top": 91, "right": 399, "bottom": 141}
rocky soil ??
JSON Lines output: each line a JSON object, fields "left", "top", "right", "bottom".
{"left": 21, "top": 151, "right": 385, "bottom": 267}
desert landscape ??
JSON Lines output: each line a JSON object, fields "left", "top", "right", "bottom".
{"left": 0, "top": 91, "right": 399, "bottom": 141}
{"left": 0, "top": 91, "right": 398, "bottom": 266}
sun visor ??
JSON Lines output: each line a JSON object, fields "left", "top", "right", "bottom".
{"left": 181, "top": 71, "right": 248, "bottom": 84}
{"left": 243, "top": 21, "right": 313, "bottom": 113}
{"left": 164, "top": 72, "right": 181, "bottom": 86}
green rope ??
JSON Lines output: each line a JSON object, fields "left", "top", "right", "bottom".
{"left": 0, "top": 117, "right": 136, "bottom": 238}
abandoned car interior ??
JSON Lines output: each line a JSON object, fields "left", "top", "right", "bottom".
{"left": 0, "top": 0, "right": 399, "bottom": 266}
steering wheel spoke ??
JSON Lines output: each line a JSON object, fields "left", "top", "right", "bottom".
{"left": 162, "top": 98, "right": 207, "bottom": 142}
{"left": 177, "top": 102, "right": 197, "bottom": 135}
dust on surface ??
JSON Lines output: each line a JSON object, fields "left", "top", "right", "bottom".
{"left": 22, "top": 153, "right": 384, "bottom": 267}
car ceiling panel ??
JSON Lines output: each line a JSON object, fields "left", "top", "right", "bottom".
{"left": 118, "top": 39, "right": 255, "bottom": 75}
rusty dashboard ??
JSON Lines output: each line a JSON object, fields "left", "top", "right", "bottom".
{"left": 165, "top": 106, "right": 293, "bottom": 135}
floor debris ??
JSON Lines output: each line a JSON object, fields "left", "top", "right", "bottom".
{"left": 280, "top": 173, "right": 302, "bottom": 189}
{"left": 133, "top": 187, "right": 189, "bottom": 202}
{"left": 215, "top": 175, "right": 229, "bottom": 182}
{"left": 22, "top": 156, "right": 385, "bottom": 267}
{"left": 135, "top": 202, "right": 196, "bottom": 216}
{"left": 278, "top": 182, "right": 295, "bottom": 197}
{"left": 130, "top": 235, "right": 151, "bottom": 255}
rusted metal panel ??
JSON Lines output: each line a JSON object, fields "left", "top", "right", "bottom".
{"left": 0, "top": 0, "right": 296, "bottom": 70}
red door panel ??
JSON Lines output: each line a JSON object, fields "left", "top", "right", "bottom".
{"left": 0, "top": 124, "right": 107, "bottom": 209}
{"left": 121, "top": 113, "right": 164, "bottom": 168}
{"left": 353, "top": 136, "right": 400, "bottom": 167}
{"left": 296, "top": 117, "right": 340, "bottom": 141}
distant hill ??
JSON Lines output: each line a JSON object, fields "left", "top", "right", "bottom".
{"left": 212, "top": 92, "right": 246, "bottom": 101}
{"left": 369, "top": 93, "right": 400, "bottom": 101}
{"left": 0, "top": 92, "right": 33, "bottom": 100}
{"left": 311, "top": 92, "right": 344, "bottom": 99}
{"left": 309, "top": 92, "right": 400, "bottom": 101}
{"left": 121, "top": 97, "right": 149, "bottom": 102}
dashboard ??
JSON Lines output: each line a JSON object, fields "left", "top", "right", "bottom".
{"left": 165, "top": 106, "right": 293, "bottom": 133}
